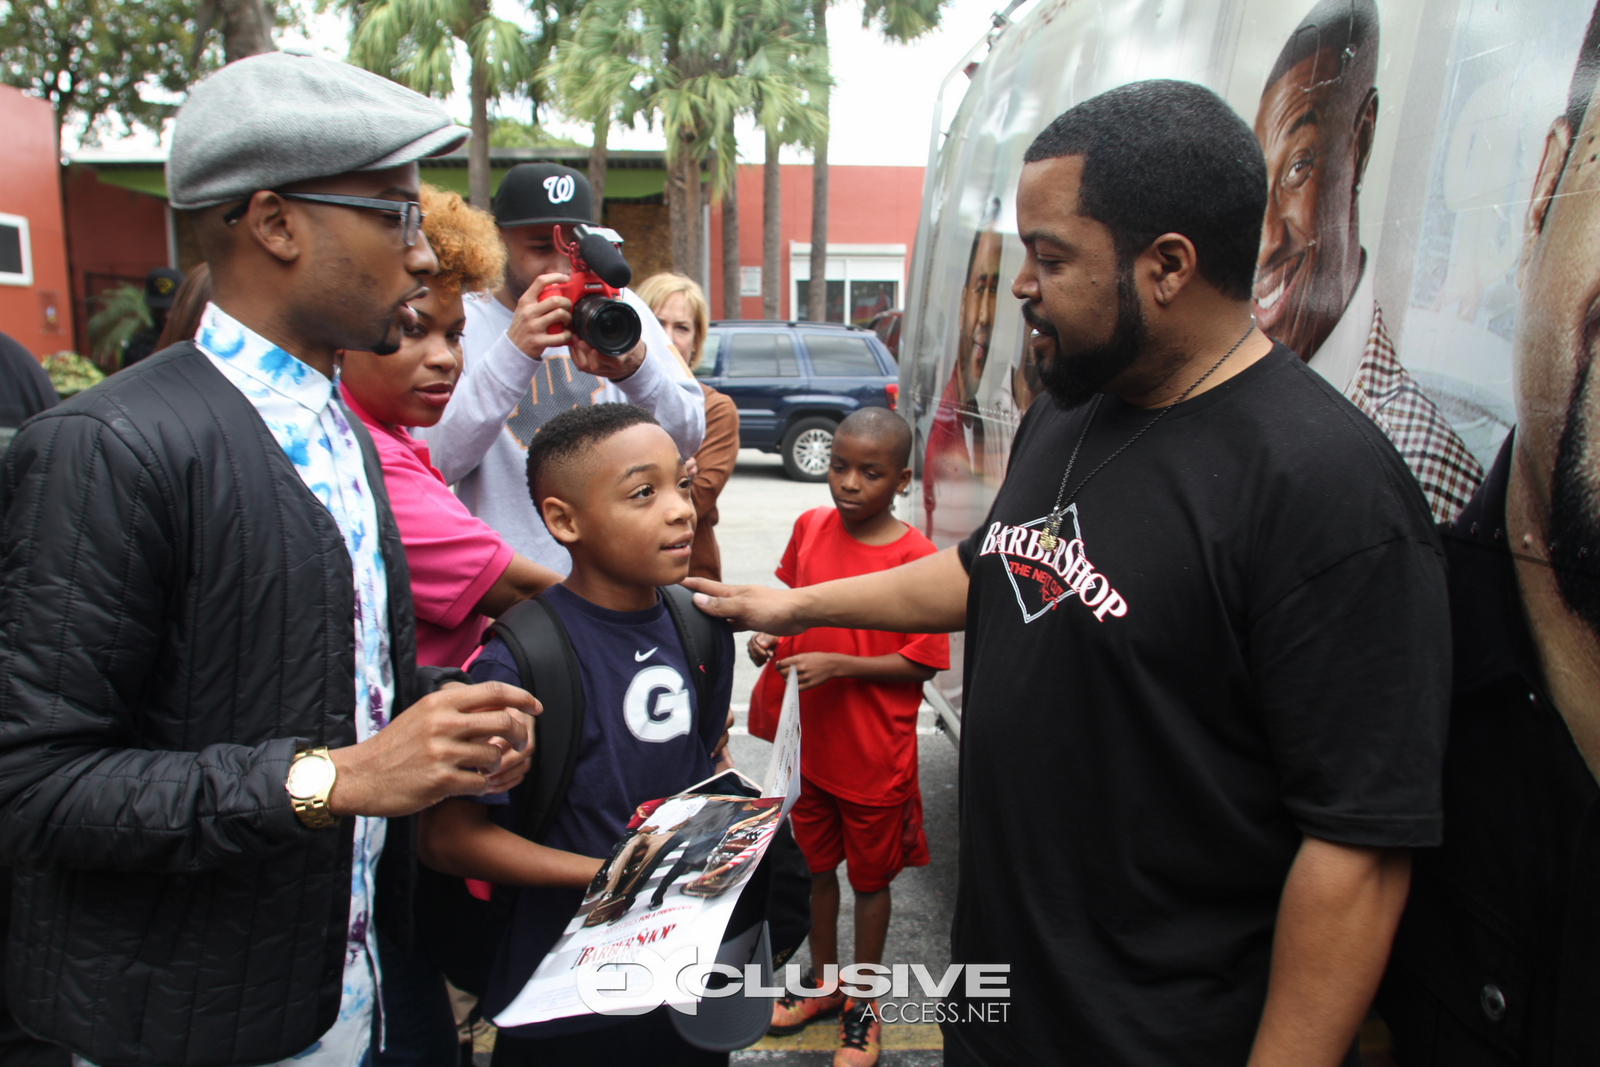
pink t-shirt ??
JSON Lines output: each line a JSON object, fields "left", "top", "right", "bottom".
{"left": 341, "top": 383, "right": 514, "bottom": 669}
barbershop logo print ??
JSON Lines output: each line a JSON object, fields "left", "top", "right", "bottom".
{"left": 544, "top": 174, "right": 577, "bottom": 204}
{"left": 976, "top": 505, "right": 1128, "bottom": 623}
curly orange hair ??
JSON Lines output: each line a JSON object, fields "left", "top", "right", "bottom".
{"left": 419, "top": 183, "right": 505, "bottom": 299}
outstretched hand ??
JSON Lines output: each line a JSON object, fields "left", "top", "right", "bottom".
{"left": 681, "top": 578, "right": 810, "bottom": 636}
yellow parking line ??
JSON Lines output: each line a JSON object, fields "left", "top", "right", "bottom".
{"left": 749, "top": 1023, "right": 944, "bottom": 1051}
{"left": 467, "top": 1019, "right": 947, "bottom": 1055}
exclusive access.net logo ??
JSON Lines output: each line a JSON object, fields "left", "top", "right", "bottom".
{"left": 577, "top": 954, "right": 1012, "bottom": 1022}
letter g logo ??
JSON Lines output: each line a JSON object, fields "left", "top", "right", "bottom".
{"left": 624, "top": 666, "right": 692, "bottom": 742}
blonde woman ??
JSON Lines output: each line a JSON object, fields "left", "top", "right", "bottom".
{"left": 634, "top": 273, "right": 740, "bottom": 581}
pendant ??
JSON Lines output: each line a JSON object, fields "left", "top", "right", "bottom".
{"left": 1038, "top": 509, "right": 1062, "bottom": 552}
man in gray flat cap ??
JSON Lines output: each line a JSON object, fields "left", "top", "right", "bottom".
{"left": 0, "top": 52, "right": 537, "bottom": 1067}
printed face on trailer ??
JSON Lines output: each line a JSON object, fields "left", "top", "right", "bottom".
{"left": 1514, "top": 47, "right": 1600, "bottom": 638}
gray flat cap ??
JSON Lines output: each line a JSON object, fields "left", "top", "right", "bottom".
{"left": 167, "top": 52, "right": 469, "bottom": 210}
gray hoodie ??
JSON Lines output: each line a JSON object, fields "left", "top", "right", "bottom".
{"left": 419, "top": 288, "right": 706, "bottom": 573}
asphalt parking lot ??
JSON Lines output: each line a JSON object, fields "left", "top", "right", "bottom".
{"left": 716, "top": 451, "right": 959, "bottom": 1066}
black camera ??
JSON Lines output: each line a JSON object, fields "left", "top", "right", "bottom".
{"left": 538, "top": 225, "right": 642, "bottom": 357}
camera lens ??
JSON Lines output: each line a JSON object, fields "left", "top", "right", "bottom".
{"left": 570, "top": 296, "right": 642, "bottom": 357}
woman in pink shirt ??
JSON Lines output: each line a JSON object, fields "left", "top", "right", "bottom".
{"left": 340, "top": 185, "right": 560, "bottom": 669}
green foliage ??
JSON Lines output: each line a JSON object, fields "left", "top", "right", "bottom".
{"left": 487, "top": 117, "right": 585, "bottom": 149}
{"left": 86, "top": 283, "right": 151, "bottom": 368}
{"left": 42, "top": 352, "right": 107, "bottom": 397}
{"left": 515, "top": 0, "right": 584, "bottom": 124}
{"left": 343, "top": 0, "right": 531, "bottom": 100}
{"left": 858, "top": 0, "right": 944, "bottom": 43}
{"left": 0, "top": 0, "right": 218, "bottom": 146}
{"left": 552, "top": 0, "right": 830, "bottom": 196}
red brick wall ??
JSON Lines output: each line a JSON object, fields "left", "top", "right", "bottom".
{"left": 706, "top": 164, "right": 924, "bottom": 320}
{"left": 63, "top": 166, "right": 169, "bottom": 357}
{"left": 0, "top": 87, "right": 73, "bottom": 357}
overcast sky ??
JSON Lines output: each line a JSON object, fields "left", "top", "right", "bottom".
{"left": 87, "top": 0, "right": 1006, "bottom": 168}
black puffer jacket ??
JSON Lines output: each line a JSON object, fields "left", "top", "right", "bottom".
{"left": 0, "top": 342, "right": 436, "bottom": 1066}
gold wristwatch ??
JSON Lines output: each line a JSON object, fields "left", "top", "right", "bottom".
{"left": 285, "top": 747, "right": 338, "bottom": 830}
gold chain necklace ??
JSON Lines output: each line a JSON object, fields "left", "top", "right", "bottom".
{"left": 1037, "top": 319, "right": 1256, "bottom": 552}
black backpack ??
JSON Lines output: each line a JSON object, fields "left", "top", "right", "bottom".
{"left": 415, "top": 585, "right": 809, "bottom": 997}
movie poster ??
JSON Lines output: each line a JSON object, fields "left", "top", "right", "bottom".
{"left": 902, "top": 0, "right": 1600, "bottom": 727}
{"left": 493, "top": 668, "right": 803, "bottom": 1027}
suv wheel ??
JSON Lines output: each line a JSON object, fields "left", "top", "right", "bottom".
{"left": 781, "top": 417, "right": 836, "bottom": 482}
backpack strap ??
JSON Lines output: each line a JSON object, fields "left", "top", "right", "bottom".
{"left": 485, "top": 597, "right": 586, "bottom": 844}
{"left": 659, "top": 584, "right": 723, "bottom": 714}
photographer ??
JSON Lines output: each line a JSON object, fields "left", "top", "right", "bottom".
{"left": 422, "top": 163, "right": 705, "bottom": 572}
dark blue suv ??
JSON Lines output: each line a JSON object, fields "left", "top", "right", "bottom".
{"left": 694, "top": 321, "right": 899, "bottom": 481}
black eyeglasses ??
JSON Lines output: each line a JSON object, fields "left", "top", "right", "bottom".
{"left": 223, "top": 192, "right": 426, "bottom": 247}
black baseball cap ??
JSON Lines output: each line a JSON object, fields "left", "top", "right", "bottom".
{"left": 492, "top": 163, "right": 595, "bottom": 229}
{"left": 144, "top": 267, "right": 185, "bottom": 310}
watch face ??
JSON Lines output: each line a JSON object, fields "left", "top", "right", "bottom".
{"left": 288, "top": 754, "right": 335, "bottom": 798}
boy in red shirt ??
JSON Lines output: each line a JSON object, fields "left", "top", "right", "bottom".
{"left": 748, "top": 407, "right": 949, "bottom": 1067}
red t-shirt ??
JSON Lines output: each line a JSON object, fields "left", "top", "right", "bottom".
{"left": 749, "top": 507, "right": 949, "bottom": 806}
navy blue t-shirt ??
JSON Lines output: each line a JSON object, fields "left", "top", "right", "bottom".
{"left": 469, "top": 583, "right": 734, "bottom": 1023}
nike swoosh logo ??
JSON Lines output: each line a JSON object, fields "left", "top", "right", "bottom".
{"left": 635, "top": 647, "right": 658, "bottom": 662}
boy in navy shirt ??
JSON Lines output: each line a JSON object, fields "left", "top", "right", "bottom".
{"left": 419, "top": 404, "right": 734, "bottom": 1066}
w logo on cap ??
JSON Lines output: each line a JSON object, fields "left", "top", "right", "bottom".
{"left": 544, "top": 174, "right": 577, "bottom": 204}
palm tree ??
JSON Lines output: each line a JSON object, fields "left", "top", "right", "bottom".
{"left": 344, "top": 0, "right": 532, "bottom": 207}
{"left": 555, "top": 0, "right": 825, "bottom": 293}
{"left": 648, "top": 2, "right": 748, "bottom": 283}
{"left": 805, "top": 0, "right": 944, "bottom": 321}
{"left": 552, "top": 0, "right": 739, "bottom": 279}
{"left": 193, "top": 0, "right": 276, "bottom": 64}
{"left": 713, "top": 4, "right": 827, "bottom": 318}
{"left": 763, "top": 125, "right": 782, "bottom": 318}
{"left": 718, "top": 114, "right": 741, "bottom": 318}
{"left": 548, "top": 8, "right": 645, "bottom": 213}
{"left": 749, "top": 18, "right": 828, "bottom": 319}
{"left": 523, "top": 0, "right": 595, "bottom": 188}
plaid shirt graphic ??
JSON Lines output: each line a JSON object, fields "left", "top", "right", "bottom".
{"left": 1346, "top": 303, "right": 1484, "bottom": 523}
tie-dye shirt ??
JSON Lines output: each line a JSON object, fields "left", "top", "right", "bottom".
{"left": 196, "top": 303, "right": 394, "bottom": 1067}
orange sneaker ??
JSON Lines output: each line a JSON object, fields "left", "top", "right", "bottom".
{"left": 834, "top": 997, "right": 882, "bottom": 1067}
{"left": 768, "top": 969, "right": 845, "bottom": 1035}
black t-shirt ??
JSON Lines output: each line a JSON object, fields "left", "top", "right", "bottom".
{"left": 947, "top": 344, "right": 1450, "bottom": 1066}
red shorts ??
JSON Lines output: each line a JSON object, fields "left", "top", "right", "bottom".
{"left": 789, "top": 775, "right": 930, "bottom": 893}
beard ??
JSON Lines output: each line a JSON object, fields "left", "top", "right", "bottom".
{"left": 291, "top": 256, "right": 408, "bottom": 357}
{"left": 505, "top": 260, "right": 536, "bottom": 302}
{"left": 1548, "top": 356, "right": 1600, "bottom": 638}
{"left": 1027, "top": 264, "right": 1148, "bottom": 410}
